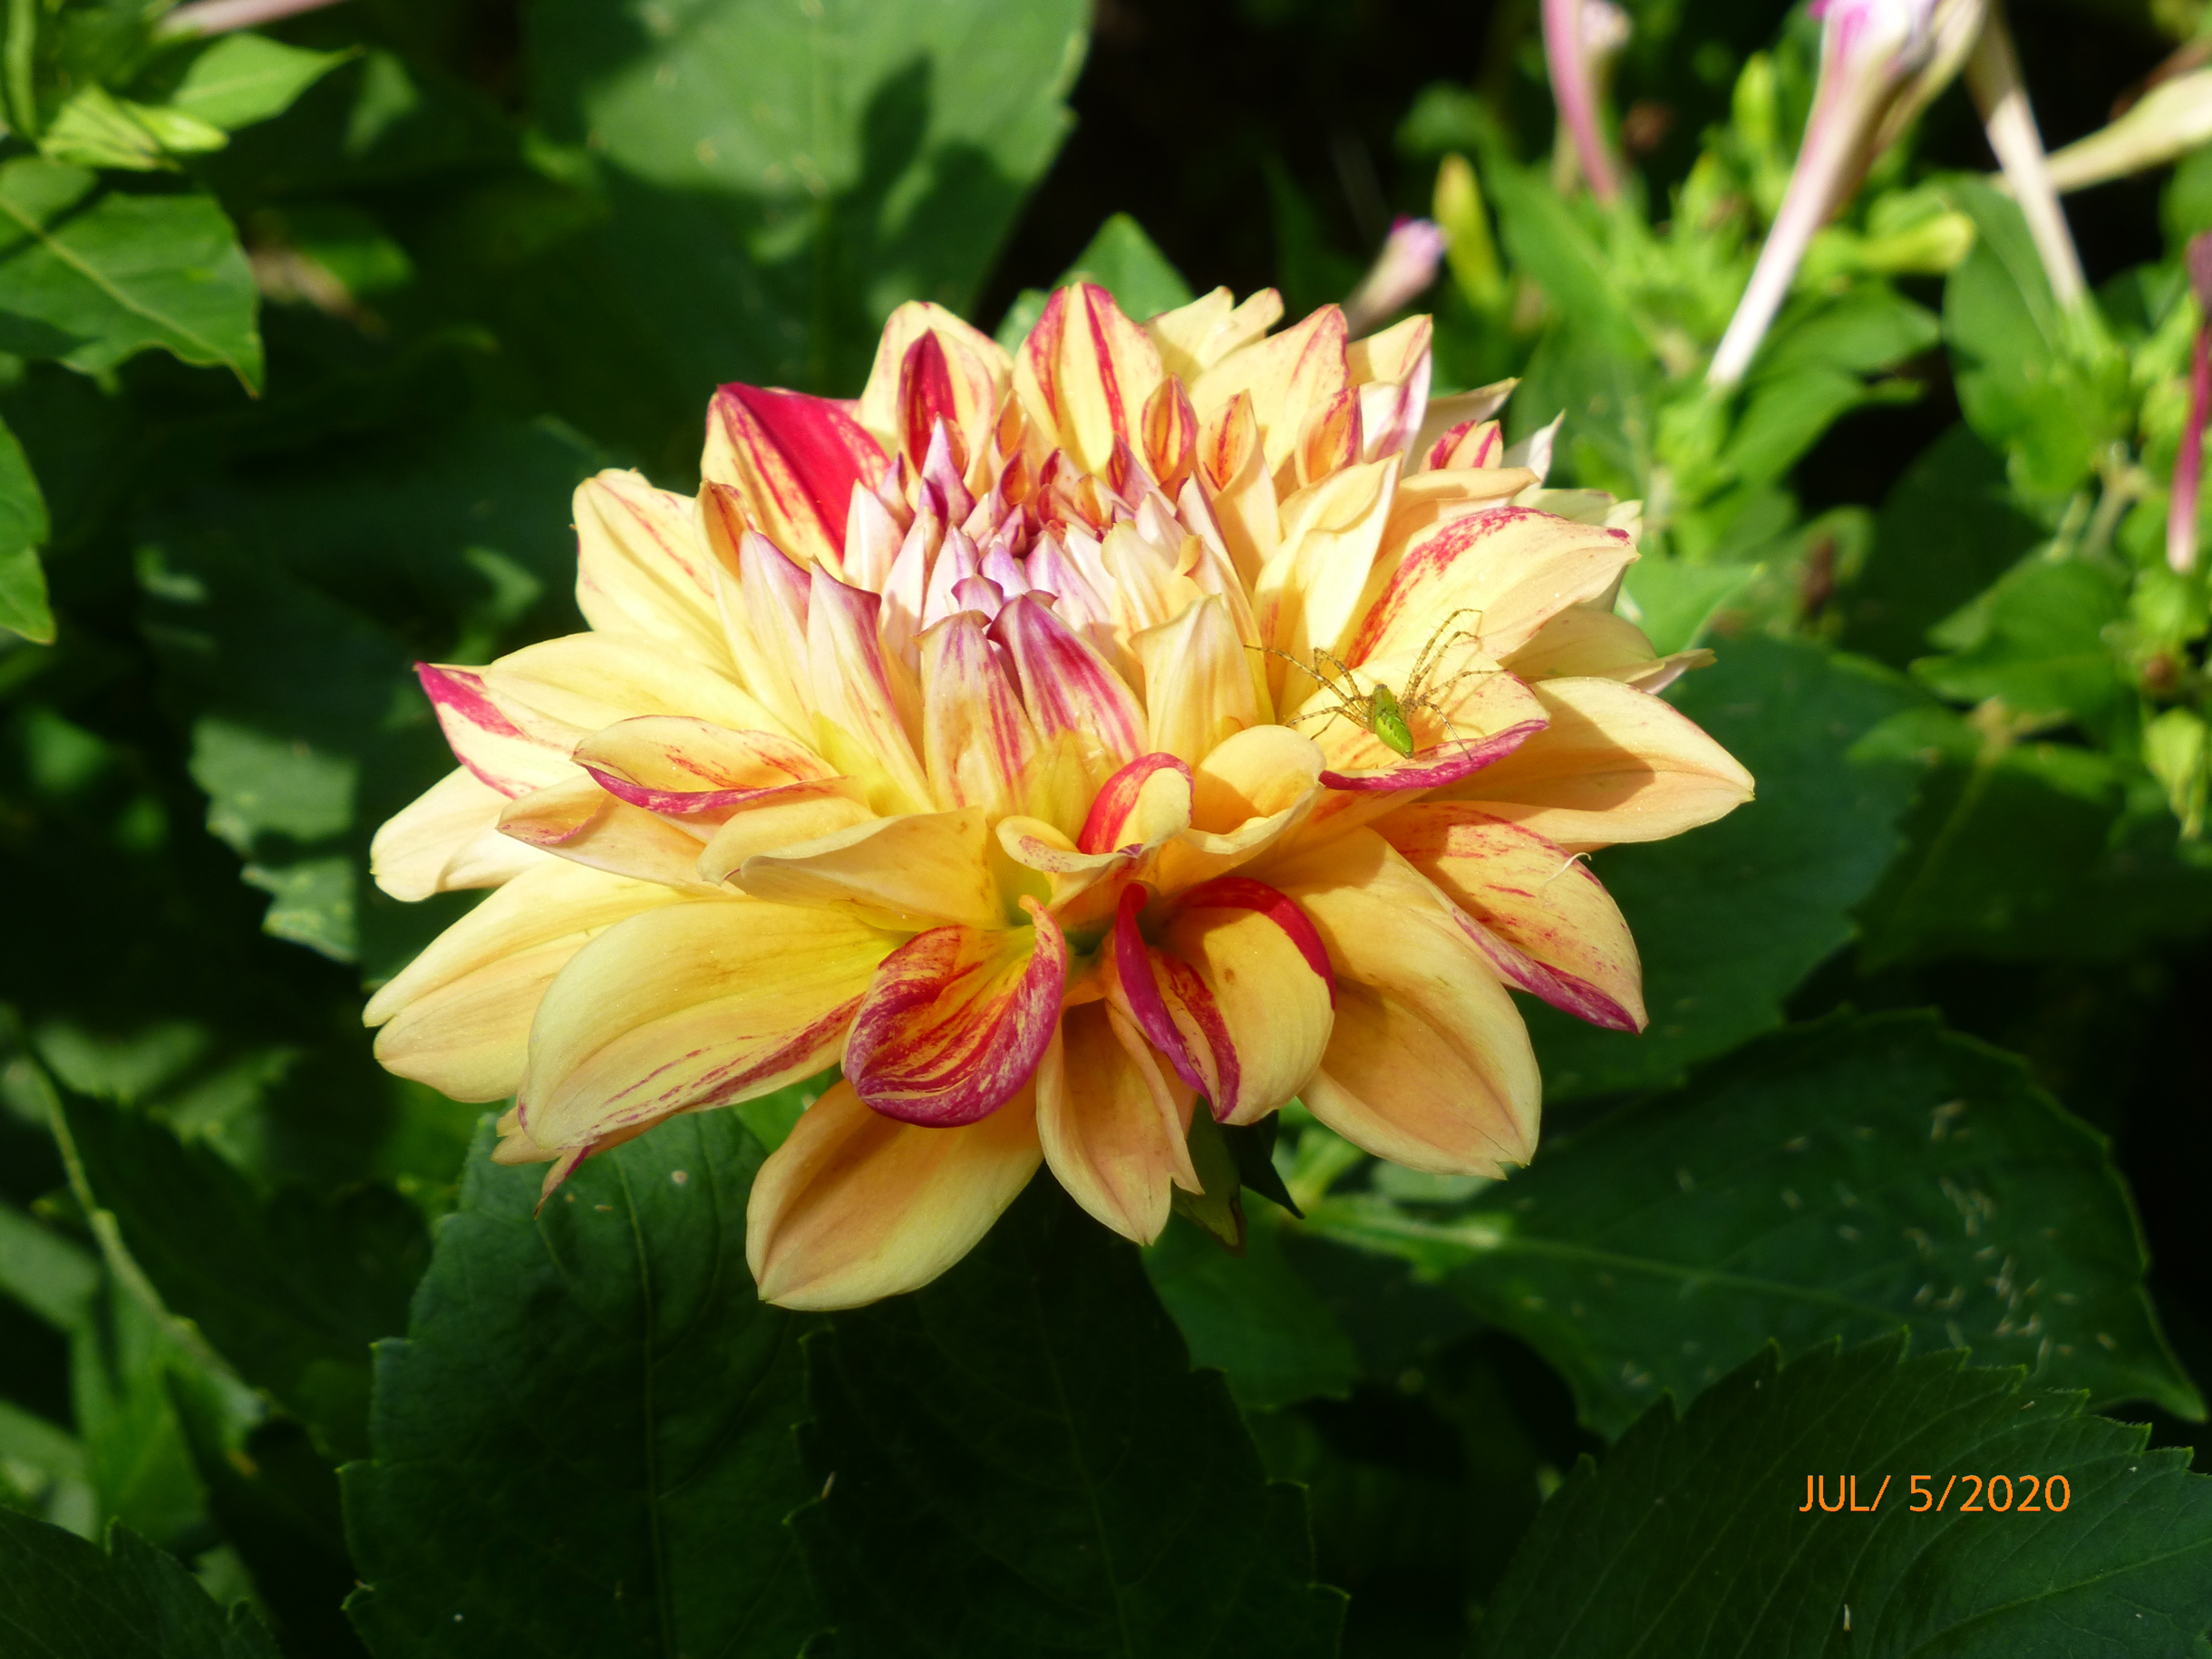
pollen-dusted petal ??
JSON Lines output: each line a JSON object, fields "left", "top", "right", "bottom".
{"left": 370, "top": 765, "right": 551, "bottom": 900}
{"left": 1036, "top": 1001, "right": 1198, "bottom": 1245}
{"left": 733, "top": 805, "right": 1002, "bottom": 930}
{"left": 855, "top": 300, "right": 1013, "bottom": 465}
{"left": 366, "top": 859, "right": 684, "bottom": 1101}
{"left": 415, "top": 664, "right": 577, "bottom": 799}
{"left": 702, "top": 383, "right": 888, "bottom": 575}
{"left": 573, "top": 471, "right": 728, "bottom": 665}
{"left": 1077, "top": 752, "right": 1195, "bottom": 855}
{"left": 572, "top": 716, "right": 842, "bottom": 821}
{"left": 1256, "top": 457, "right": 1400, "bottom": 690}
{"left": 1274, "top": 830, "right": 1539, "bottom": 1174}
{"left": 1015, "top": 282, "right": 1168, "bottom": 477}
{"left": 994, "top": 593, "right": 1146, "bottom": 773}
{"left": 1145, "top": 286, "right": 1284, "bottom": 382}
{"left": 1435, "top": 675, "right": 1755, "bottom": 849}
{"left": 917, "top": 609, "right": 1037, "bottom": 819}
{"left": 1348, "top": 505, "right": 1638, "bottom": 668}
{"left": 498, "top": 776, "right": 725, "bottom": 888}
{"left": 1157, "top": 878, "right": 1334, "bottom": 1123}
{"left": 808, "top": 564, "right": 932, "bottom": 816}
{"left": 1134, "top": 595, "right": 1259, "bottom": 768}
{"left": 1381, "top": 801, "right": 1644, "bottom": 1032}
{"left": 519, "top": 898, "right": 892, "bottom": 1151}
{"left": 746, "top": 1078, "right": 1042, "bottom": 1311}
{"left": 482, "top": 633, "right": 791, "bottom": 748}
{"left": 1189, "top": 304, "right": 1350, "bottom": 483}
{"left": 845, "top": 898, "right": 1067, "bottom": 1126}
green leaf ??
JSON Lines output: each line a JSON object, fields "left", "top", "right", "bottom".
{"left": 1912, "top": 556, "right": 2130, "bottom": 736}
{"left": 1943, "top": 177, "right": 2128, "bottom": 501}
{"left": 1839, "top": 423, "right": 2045, "bottom": 667}
{"left": 1719, "top": 364, "right": 1877, "bottom": 490}
{"left": 1475, "top": 1338, "right": 2212, "bottom": 1658}
{"left": 1755, "top": 285, "right": 1941, "bottom": 380}
{"left": 1480, "top": 155, "right": 1642, "bottom": 360}
{"left": 40, "top": 84, "right": 229, "bottom": 172}
{"left": 507, "top": 0, "right": 1088, "bottom": 464}
{"left": 1618, "top": 556, "right": 1758, "bottom": 655}
{"left": 342, "top": 1113, "right": 822, "bottom": 1659}
{"left": 0, "top": 412, "right": 53, "bottom": 645}
{"left": 1302, "top": 1013, "right": 2200, "bottom": 1440}
{"left": 1523, "top": 635, "right": 1922, "bottom": 1100}
{"left": 0, "top": 1508, "right": 281, "bottom": 1658}
{"left": 0, "top": 160, "right": 262, "bottom": 391}
{"left": 150, "top": 32, "right": 353, "bottom": 131}
{"left": 795, "top": 1179, "right": 1347, "bottom": 1656}
{"left": 1058, "top": 212, "right": 1196, "bottom": 321}
{"left": 1855, "top": 716, "right": 2212, "bottom": 965}
{"left": 0, "top": 1197, "right": 98, "bottom": 1330}
{"left": 56, "top": 1088, "right": 427, "bottom": 1461}
{"left": 1145, "top": 1211, "right": 1361, "bottom": 1411}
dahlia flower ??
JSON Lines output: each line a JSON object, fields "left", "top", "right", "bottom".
{"left": 364, "top": 282, "right": 1751, "bottom": 1309}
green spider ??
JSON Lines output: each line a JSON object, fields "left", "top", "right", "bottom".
{"left": 1256, "top": 607, "right": 1491, "bottom": 758}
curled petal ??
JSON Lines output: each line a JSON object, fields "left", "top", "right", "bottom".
{"left": 1382, "top": 802, "right": 1644, "bottom": 1032}
{"left": 1424, "top": 417, "right": 1503, "bottom": 472}
{"left": 845, "top": 899, "right": 1069, "bottom": 1126}
{"left": 855, "top": 300, "right": 1012, "bottom": 471}
{"left": 370, "top": 766, "right": 550, "bottom": 900}
{"left": 695, "top": 791, "right": 877, "bottom": 885}
{"left": 702, "top": 383, "right": 888, "bottom": 574}
{"left": 1188, "top": 723, "right": 1324, "bottom": 832}
{"left": 1410, "top": 381, "right": 1517, "bottom": 471}
{"left": 366, "top": 859, "right": 682, "bottom": 1101}
{"left": 1436, "top": 675, "right": 1754, "bottom": 848}
{"left": 1195, "top": 393, "right": 1279, "bottom": 592}
{"left": 1141, "top": 376, "right": 1198, "bottom": 496}
{"left": 1156, "top": 878, "right": 1335, "bottom": 1123}
{"left": 994, "top": 593, "right": 1146, "bottom": 774}
{"left": 1276, "top": 832, "right": 1539, "bottom": 1174}
{"left": 919, "top": 611, "right": 1038, "bottom": 819}
{"left": 573, "top": 471, "right": 728, "bottom": 665}
{"left": 1015, "top": 282, "right": 1168, "bottom": 476}
{"left": 573, "top": 716, "right": 841, "bottom": 820}
{"left": 519, "top": 899, "right": 891, "bottom": 1151}
{"left": 746, "top": 1079, "right": 1042, "bottom": 1311}
{"left": 1350, "top": 506, "right": 1637, "bottom": 668}
{"left": 1348, "top": 315, "right": 1433, "bottom": 464}
{"left": 1077, "top": 752, "right": 1195, "bottom": 855}
{"left": 1256, "top": 458, "right": 1400, "bottom": 690}
{"left": 498, "top": 776, "right": 724, "bottom": 888}
{"left": 1036, "top": 1002, "right": 1198, "bottom": 1245}
{"left": 1134, "top": 595, "right": 1259, "bottom": 768}
{"left": 733, "top": 806, "right": 1002, "bottom": 930}
{"left": 1295, "top": 386, "right": 1363, "bottom": 487}
{"left": 415, "top": 664, "right": 576, "bottom": 799}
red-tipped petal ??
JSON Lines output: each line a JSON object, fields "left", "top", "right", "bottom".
{"left": 416, "top": 664, "right": 575, "bottom": 799}
{"left": 846, "top": 899, "right": 1069, "bottom": 1126}
{"left": 703, "top": 384, "right": 888, "bottom": 573}
{"left": 1077, "top": 752, "right": 1195, "bottom": 854}
{"left": 994, "top": 593, "right": 1145, "bottom": 771}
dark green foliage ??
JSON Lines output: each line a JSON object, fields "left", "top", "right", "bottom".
{"left": 1306, "top": 1014, "right": 2197, "bottom": 1437}
{"left": 794, "top": 1179, "right": 1345, "bottom": 1658}
{"left": 1477, "top": 1338, "right": 2212, "bottom": 1659}
{"left": 0, "top": 1508, "right": 282, "bottom": 1659}
{"left": 342, "top": 1113, "right": 821, "bottom": 1659}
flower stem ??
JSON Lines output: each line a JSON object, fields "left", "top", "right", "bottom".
{"left": 1965, "top": 6, "right": 2084, "bottom": 310}
{"left": 1542, "top": 0, "right": 1620, "bottom": 204}
{"left": 156, "top": 0, "right": 353, "bottom": 39}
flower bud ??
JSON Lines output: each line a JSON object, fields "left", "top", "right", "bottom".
{"left": 1344, "top": 218, "right": 1449, "bottom": 335}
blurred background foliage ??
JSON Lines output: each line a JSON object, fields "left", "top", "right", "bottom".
{"left": 5, "top": 0, "right": 2212, "bottom": 1654}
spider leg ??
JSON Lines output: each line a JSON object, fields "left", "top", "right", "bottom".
{"left": 1404, "top": 618, "right": 1489, "bottom": 703}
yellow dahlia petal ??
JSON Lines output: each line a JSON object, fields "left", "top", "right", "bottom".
{"left": 519, "top": 898, "right": 891, "bottom": 1152}
{"left": 701, "top": 383, "right": 888, "bottom": 577}
{"left": 746, "top": 1078, "right": 1043, "bottom": 1311}
{"left": 1276, "top": 831, "right": 1538, "bottom": 1175}
{"left": 1014, "top": 282, "right": 1167, "bottom": 476}
{"left": 1144, "top": 286, "right": 1283, "bottom": 382}
{"left": 1035, "top": 1001, "right": 1198, "bottom": 1245}
{"left": 1381, "top": 801, "right": 1645, "bottom": 1033}
{"left": 1380, "top": 465, "right": 1541, "bottom": 557}
{"left": 920, "top": 610, "right": 1039, "bottom": 819}
{"left": 1501, "top": 606, "right": 1712, "bottom": 694}
{"left": 807, "top": 562, "right": 933, "bottom": 815}
{"left": 844, "top": 899, "right": 1067, "bottom": 1125}
{"left": 1188, "top": 303, "right": 1349, "bottom": 483}
{"left": 1409, "top": 380, "right": 1518, "bottom": 470}
{"left": 994, "top": 592, "right": 1146, "bottom": 775}
{"left": 414, "top": 664, "right": 579, "bottom": 800}
{"left": 369, "top": 766, "right": 549, "bottom": 901}
{"left": 570, "top": 716, "right": 844, "bottom": 820}
{"left": 695, "top": 792, "right": 878, "bottom": 885}
{"left": 1134, "top": 594, "right": 1258, "bottom": 768}
{"left": 1256, "top": 455, "right": 1399, "bottom": 684}
{"left": 483, "top": 634, "right": 790, "bottom": 746}
{"left": 497, "top": 777, "right": 723, "bottom": 888}
{"left": 732, "top": 806, "right": 1002, "bottom": 930}
{"left": 857, "top": 299, "right": 1012, "bottom": 471}
{"left": 1195, "top": 392, "right": 1282, "bottom": 587}
{"left": 573, "top": 470, "right": 729, "bottom": 666}
{"left": 1350, "top": 506, "right": 1638, "bottom": 666}
{"left": 1438, "top": 675, "right": 1755, "bottom": 848}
